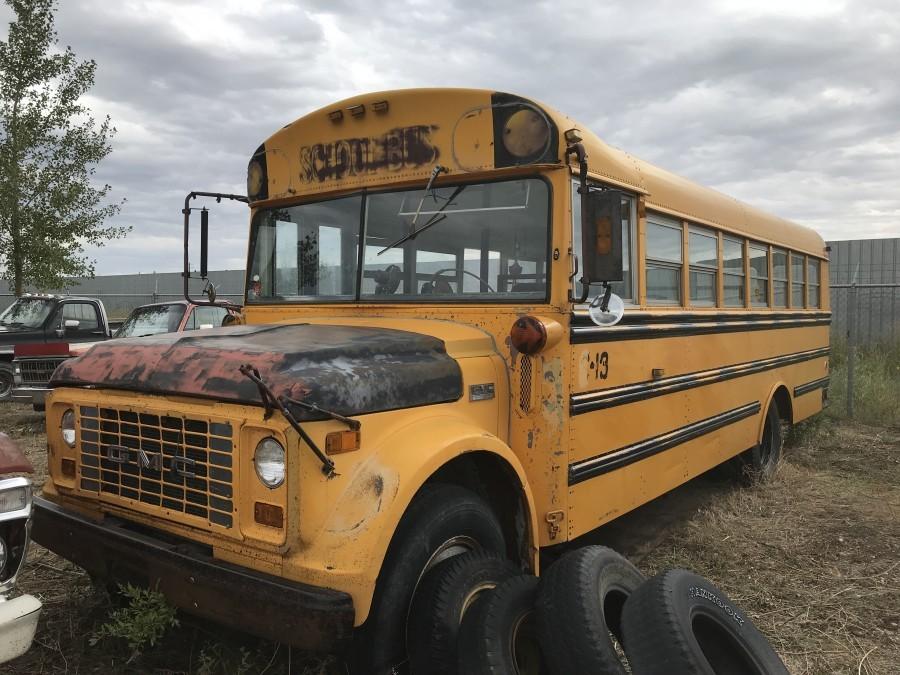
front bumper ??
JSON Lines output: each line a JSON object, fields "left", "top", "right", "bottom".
{"left": 0, "top": 594, "right": 41, "bottom": 664}
{"left": 10, "top": 386, "right": 48, "bottom": 410}
{"left": 32, "top": 497, "right": 355, "bottom": 653}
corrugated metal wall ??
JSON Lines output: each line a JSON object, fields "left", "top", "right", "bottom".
{"left": 827, "top": 238, "right": 900, "bottom": 346}
{"left": 0, "top": 270, "right": 245, "bottom": 319}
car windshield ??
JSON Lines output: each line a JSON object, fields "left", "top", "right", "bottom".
{"left": 115, "top": 303, "right": 185, "bottom": 337}
{"left": 0, "top": 298, "right": 54, "bottom": 329}
{"left": 246, "top": 177, "right": 550, "bottom": 303}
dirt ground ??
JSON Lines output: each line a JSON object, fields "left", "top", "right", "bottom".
{"left": 2, "top": 401, "right": 898, "bottom": 675}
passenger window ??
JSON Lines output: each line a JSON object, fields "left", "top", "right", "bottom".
{"left": 791, "top": 253, "right": 805, "bottom": 308}
{"left": 723, "top": 238, "right": 745, "bottom": 307}
{"left": 748, "top": 244, "right": 769, "bottom": 307}
{"left": 689, "top": 227, "right": 718, "bottom": 306}
{"left": 645, "top": 216, "right": 682, "bottom": 304}
{"left": 807, "top": 259, "right": 820, "bottom": 309}
{"left": 772, "top": 249, "right": 788, "bottom": 308}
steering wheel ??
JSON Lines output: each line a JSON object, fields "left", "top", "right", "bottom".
{"left": 426, "top": 268, "right": 496, "bottom": 294}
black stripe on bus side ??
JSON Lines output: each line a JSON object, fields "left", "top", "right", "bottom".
{"left": 571, "top": 311, "right": 832, "bottom": 327}
{"left": 794, "top": 376, "right": 830, "bottom": 397}
{"left": 571, "top": 317, "right": 831, "bottom": 343}
{"left": 571, "top": 347, "right": 829, "bottom": 415}
{"left": 568, "top": 402, "right": 761, "bottom": 486}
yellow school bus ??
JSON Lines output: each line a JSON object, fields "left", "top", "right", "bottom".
{"left": 33, "top": 88, "right": 829, "bottom": 671}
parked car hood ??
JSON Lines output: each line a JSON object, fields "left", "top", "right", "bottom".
{"left": 50, "top": 323, "right": 463, "bottom": 420}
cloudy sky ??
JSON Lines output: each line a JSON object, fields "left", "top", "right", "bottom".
{"left": 2, "top": 0, "right": 898, "bottom": 274}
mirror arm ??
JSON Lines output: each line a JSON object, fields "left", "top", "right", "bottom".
{"left": 182, "top": 190, "right": 249, "bottom": 307}
{"left": 566, "top": 142, "right": 593, "bottom": 304}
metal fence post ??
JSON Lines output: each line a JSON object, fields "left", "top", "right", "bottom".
{"left": 847, "top": 281, "right": 856, "bottom": 418}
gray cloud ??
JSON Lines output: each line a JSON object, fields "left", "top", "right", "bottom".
{"left": 2, "top": 0, "right": 897, "bottom": 276}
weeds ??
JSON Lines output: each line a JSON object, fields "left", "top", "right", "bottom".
{"left": 90, "top": 584, "right": 179, "bottom": 661}
{"left": 826, "top": 340, "right": 900, "bottom": 427}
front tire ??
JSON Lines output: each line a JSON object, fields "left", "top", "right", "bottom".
{"left": 352, "top": 483, "right": 507, "bottom": 675}
{"left": 0, "top": 362, "right": 14, "bottom": 400}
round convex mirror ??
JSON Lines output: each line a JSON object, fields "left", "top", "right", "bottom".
{"left": 588, "top": 292, "right": 625, "bottom": 326}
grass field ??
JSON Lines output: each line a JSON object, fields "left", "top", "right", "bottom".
{"left": 2, "top": 348, "right": 898, "bottom": 674}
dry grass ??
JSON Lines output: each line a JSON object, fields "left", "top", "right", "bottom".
{"left": 2, "top": 402, "right": 898, "bottom": 674}
{"left": 636, "top": 419, "right": 900, "bottom": 675}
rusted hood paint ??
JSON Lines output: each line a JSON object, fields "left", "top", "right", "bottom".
{"left": 50, "top": 324, "right": 462, "bottom": 419}
{"left": 0, "top": 433, "right": 33, "bottom": 474}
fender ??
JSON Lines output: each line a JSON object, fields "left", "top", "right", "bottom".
{"left": 294, "top": 414, "right": 539, "bottom": 625}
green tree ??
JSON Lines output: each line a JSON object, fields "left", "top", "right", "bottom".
{"left": 0, "top": 0, "right": 128, "bottom": 295}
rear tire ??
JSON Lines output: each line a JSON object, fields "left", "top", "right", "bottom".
{"left": 408, "top": 551, "right": 518, "bottom": 675}
{"left": 535, "top": 546, "right": 644, "bottom": 675}
{"left": 737, "top": 400, "right": 782, "bottom": 484}
{"left": 621, "top": 569, "right": 789, "bottom": 675}
{"left": 351, "top": 483, "right": 507, "bottom": 675}
{"left": 0, "top": 362, "right": 14, "bottom": 400}
{"left": 457, "top": 575, "right": 548, "bottom": 675}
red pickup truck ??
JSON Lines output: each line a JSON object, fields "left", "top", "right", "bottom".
{"left": 0, "top": 433, "right": 40, "bottom": 663}
{"left": 11, "top": 300, "right": 239, "bottom": 410}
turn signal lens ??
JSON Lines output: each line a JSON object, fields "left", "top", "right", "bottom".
{"left": 247, "top": 160, "right": 264, "bottom": 198}
{"left": 61, "top": 409, "right": 76, "bottom": 447}
{"left": 254, "top": 501, "right": 284, "bottom": 528}
{"left": 325, "top": 430, "right": 361, "bottom": 455}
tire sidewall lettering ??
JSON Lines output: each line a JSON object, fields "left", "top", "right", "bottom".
{"left": 688, "top": 585, "right": 745, "bottom": 628}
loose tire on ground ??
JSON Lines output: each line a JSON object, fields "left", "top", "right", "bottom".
{"left": 457, "top": 574, "right": 548, "bottom": 675}
{"left": 351, "top": 483, "right": 507, "bottom": 675}
{"left": 621, "top": 568, "right": 789, "bottom": 675}
{"left": 0, "top": 362, "right": 14, "bottom": 400}
{"left": 535, "top": 545, "right": 644, "bottom": 675}
{"left": 408, "top": 550, "right": 519, "bottom": 675}
{"left": 737, "top": 400, "right": 783, "bottom": 484}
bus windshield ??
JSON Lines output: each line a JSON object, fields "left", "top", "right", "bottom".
{"left": 246, "top": 177, "right": 550, "bottom": 303}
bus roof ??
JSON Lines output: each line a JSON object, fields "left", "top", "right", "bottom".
{"left": 260, "top": 88, "right": 826, "bottom": 258}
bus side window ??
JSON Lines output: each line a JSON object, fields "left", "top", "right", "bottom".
{"left": 645, "top": 214, "right": 682, "bottom": 305}
{"left": 723, "top": 237, "right": 745, "bottom": 307}
{"left": 807, "top": 258, "right": 820, "bottom": 308}
{"left": 791, "top": 253, "right": 805, "bottom": 308}
{"left": 772, "top": 248, "right": 788, "bottom": 308}
{"left": 748, "top": 243, "right": 769, "bottom": 307}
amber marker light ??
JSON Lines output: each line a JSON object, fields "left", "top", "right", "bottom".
{"left": 61, "top": 458, "right": 76, "bottom": 479}
{"left": 510, "top": 316, "right": 563, "bottom": 355}
{"left": 326, "top": 430, "right": 361, "bottom": 455}
{"left": 254, "top": 502, "right": 284, "bottom": 529}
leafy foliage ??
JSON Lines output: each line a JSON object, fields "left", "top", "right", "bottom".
{"left": 0, "top": 0, "right": 128, "bottom": 294}
{"left": 89, "top": 584, "right": 179, "bottom": 661}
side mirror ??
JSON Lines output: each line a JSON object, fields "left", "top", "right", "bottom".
{"left": 57, "top": 318, "right": 80, "bottom": 337}
{"left": 581, "top": 189, "right": 624, "bottom": 284}
{"left": 200, "top": 208, "right": 209, "bottom": 278}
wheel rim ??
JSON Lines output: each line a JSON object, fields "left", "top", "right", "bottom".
{"left": 510, "top": 610, "right": 543, "bottom": 675}
{"left": 692, "top": 612, "right": 765, "bottom": 675}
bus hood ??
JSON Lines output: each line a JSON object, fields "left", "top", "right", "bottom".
{"left": 49, "top": 323, "right": 462, "bottom": 420}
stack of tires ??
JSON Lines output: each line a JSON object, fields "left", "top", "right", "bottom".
{"left": 408, "top": 545, "right": 789, "bottom": 675}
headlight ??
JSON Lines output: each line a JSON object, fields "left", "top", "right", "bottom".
{"left": 61, "top": 409, "right": 76, "bottom": 447}
{"left": 0, "top": 536, "right": 6, "bottom": 577}
{"left": 0, "top": 486, "right": 27, "bottom": 513}
{"left": 254, "top": 437, "right": 285, "bottom": 488}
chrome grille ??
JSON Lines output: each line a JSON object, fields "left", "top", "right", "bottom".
{"left": 77, "top": 406, "right": 235, "bottom": 529}
{"left": 19, "top": 357, "right": 67, "bottom": 386}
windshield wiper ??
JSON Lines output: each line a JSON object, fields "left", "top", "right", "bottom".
{"left": 409, "top": 165, "right": 447, "bottom": 227}
{"left": 240, "top": 364, "right": 360, "bottom": 478}
{"left": 377, "top": 184, "right": 466, "bottom": 256}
